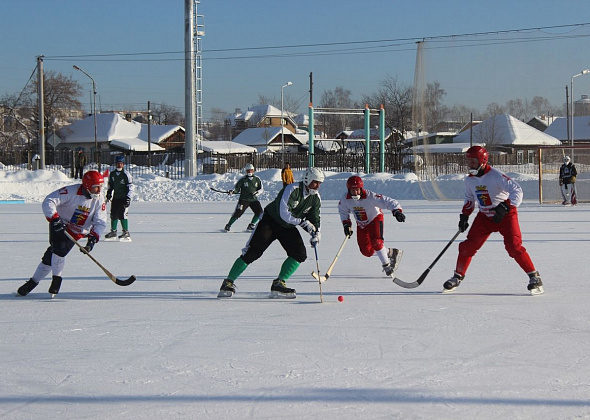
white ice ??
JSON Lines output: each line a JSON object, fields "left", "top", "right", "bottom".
{"left": 1, "top": 168, "right": 589, "bottom": 419}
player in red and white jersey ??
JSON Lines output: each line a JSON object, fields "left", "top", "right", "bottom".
{"left": 443, "top": 146, "right": 543, "bottom": 295}
{"left": 338, "top": 175, "right": 406, "bottom": 278}
{"left": 17, "top": 171, "right": 107, "bottom": 297}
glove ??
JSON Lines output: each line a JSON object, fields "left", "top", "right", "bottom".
{"left": 50, "top": 217, "right": 66, "bottom": 233}
{"left": 82, "top": 234, "right": 98, "bottom": 253}
{"left": 299, "top": 219, "right": 316, "bottom": 235}
{"left": 106, "top": 191, "right": 112, "bottom": 201}
{"left": 253, "top": 190, "right": 262, "bottom": 198}
{"left": 458, "top": 214, "right": 469, "bottom": 232}
{"left": 492, "top": 202, "right": 510, "bottom": 223}
{"left": 343, "top": 220, "right": 353, "bottom": 238}
{"left": 393, "top": 209, "right": 406, "bottom": 222}
{"left": 125, "top": 197, "right": 131, "bottom": 207}
{"left": 310, "top": 231, "right": 321, "bottom": 247}
{"left": 228, "top": 190, "right": 234, "bottom": 195}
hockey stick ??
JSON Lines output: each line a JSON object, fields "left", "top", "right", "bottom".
{"left": 65, "top": 231, "right": 136, "bottom": 286}
{"left": 209, "top": 187, "right": 231, "bottom": 194}
{"left": 311, "top": 235, "right": 350, "bottom": 282}
{"left": 313, "top": 244, "right": 323, "bottom": 303}
{"left": 392, "top": 230, "right": 461, "bottom": 289}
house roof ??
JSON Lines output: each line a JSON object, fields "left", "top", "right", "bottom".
{"left": 232, "top": 127, "right": 304, "bottom": 147}
{"left": 453, "top": 114, "right": 561, "bottom": 146}
{"left": 544, "top": 116, "right": 590, "bottom": 141}
{"left": 57, "top": 113, "right": 182, "bottom": 149}
{"left": 199, "top": 140, "right": 256, "bottom": 153}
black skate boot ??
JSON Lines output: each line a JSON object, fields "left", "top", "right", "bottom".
{"left": 17, "top": 279, "right": 38, "bottom": 296}
{"left": 105, "top": 230, "right": 118, "bottom": 239}
{"left": 527, "top": 271, "right": 544, "bottom": 295}
{"left": 387, "top": 248, "right": 404, "bottom": 272}
{"left": 48, "top": 275, "right": 62, "bottom": 295}
{"left": 382, "top": 263, "right": 395, "bottom": 277}
{"left": 217, "top": 279, "right": 236, "bottom": 298}
{"left": 224, "top": 224, "right": 231, "bottom": 232}
{"left": 118, "top": 230, "right": 131, "bottom": 240}
{"left": 246, "top": 223, "right": 256, "bottom": 231}
{"left": 443, "top": 273, "right": 464, "bottom": 293}
{"left": 270, "top": 279, "right": 296, "bottom": 299}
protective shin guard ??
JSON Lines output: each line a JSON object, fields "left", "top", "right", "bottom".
{"left": 121, "top": 219, "right": 129, "bottom": 231}
{"left": 111, "top": 220, "right": 119, "bottom": 231}
{"left": 51, "top": 254, "right": 66, "bottom": 277}
{"left": 278, "top": 257, "right": 301, "bottom": 281}
{"left": 227, "top": 257, "right": 249, "bottom": 282}
{"left": 32, "top": 262, "right": 52, "bottom": 282}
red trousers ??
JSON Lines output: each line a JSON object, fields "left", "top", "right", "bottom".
{"left": 357, "top": 214, "right": 385, "bottom": 257}
{"left": 455, "top": 210, "right": 535, "bottom": 276}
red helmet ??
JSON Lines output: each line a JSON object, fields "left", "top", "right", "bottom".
{"left": 346, "top": 175, "right": 363, "bottom": 190}
{"left": 466, "top": 146, "right": 489, "bottom": 166}
{"left": 82, "top": 170, "right": 104, "bottom": 191}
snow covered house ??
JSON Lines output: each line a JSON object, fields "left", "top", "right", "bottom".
{"left": 231, "top": 126, "right": 306, "bottom": 154}
{"left": 228, "top": 105, "right": 297, "bottom": 139}
{"left": 54, "top": 113, "right": 184, "bottom": 153}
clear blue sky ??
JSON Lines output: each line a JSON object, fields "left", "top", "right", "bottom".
{"left": 2, "top": 0, "right": 590, "bottom": 120}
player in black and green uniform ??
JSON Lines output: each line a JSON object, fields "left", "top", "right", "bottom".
{"left": 224, "top": 163, "right": 264, "bottom": 232}
{"left": 105, "top": 155, "right": 134, "bottom": 240}
{"left": 218, "top": 167, "right": 324, "bottom": 299}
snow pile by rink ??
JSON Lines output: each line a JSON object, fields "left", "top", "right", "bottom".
{"left": 0, "top": 168, "right": 541, "bottom": 203}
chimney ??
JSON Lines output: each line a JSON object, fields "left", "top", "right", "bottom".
{"left": 125, "top": 113, "right": 132, "bottom": 122}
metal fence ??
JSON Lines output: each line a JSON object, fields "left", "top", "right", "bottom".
{"left": 0, "top": 149, "right": 541, "bottom": 180}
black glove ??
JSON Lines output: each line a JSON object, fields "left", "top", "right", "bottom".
{"left": 458, "top": 214, "right": 469, "bottom": 232}
{"left": 106, "top": 191, "right": 112, "bottom": 201}
{"left": 343, "top": 221, "right": 353, "bottom": 238}
{"left": 125, "top": 197, "right": 131, "bottom": 207}
{"left": 82, "top": 235, "right": 98, "bottom": 253}
{"left": 393, "top": 209, "right": 406, "bottom": 222}
{"left": 492, "top": 202, "right": 510, "bottom": 223}
{"left": 50, "top": 218, "right": 66, "bottom": 233}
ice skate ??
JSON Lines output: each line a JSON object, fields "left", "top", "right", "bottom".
{"left": 270, "top": 279, "right": 296, "bottom": 299}
{"left": 48, "top": 275, "right": 62, "bottom": 296}
{"left": 246, "top": 223, "right": 256, "bottom": 231}
{"left": 382, "top": 263, "right": 395, "bottom": 277}
{"left": 17, "top": 279, "right": 38, "bottom": 297}
{"left": 217, "top": 279, "right": 236, "bottom": 298}
{"left": 223, "top": 224, "right": 231, "bottom": 233}
{"left": 387, "top": 248, "right": 403, "bottom": 272}
{"left": 443, "top": 274, "right": 464, "bottom": 293}
{"left": 104, "top": 230, "right": 118, "bottom": 241}
{"left": 527, "top": 271, "right": 544, "bottom": 295}
{"left": 118, "top": 230, "right": 132, "bottom": 242}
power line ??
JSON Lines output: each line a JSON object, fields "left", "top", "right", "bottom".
{"left": 42, "top": 22, "right": 590, "bottom": 63}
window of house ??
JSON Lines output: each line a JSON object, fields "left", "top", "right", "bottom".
{"left": 516, "top": 150, "right": 524, "bottom": 164}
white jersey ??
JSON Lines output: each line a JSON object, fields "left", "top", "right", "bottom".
{"left": 42, "top": 184, "right": 107, "bottom": 240}
{"left": 463, "top": 166, "right": 523, "bottom": 218}
{"left": 338, "top": 189, "right": 402, "bottom": 228}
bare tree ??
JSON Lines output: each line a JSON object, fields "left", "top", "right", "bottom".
{"left": 153, "top": 103, "right": 183, "bottom": 125}
{"left": 24, "top": 70, "right": 83, "bottom": 133}
{"left": 484, "top": 102, "right": 506, "bottom": 119}
{"left": 319, "top": 86, "right": 357, "bottom": 137}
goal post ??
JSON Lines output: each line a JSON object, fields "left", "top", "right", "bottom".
{"left": 538, "top": 145, "right": 590, "bottom": 204}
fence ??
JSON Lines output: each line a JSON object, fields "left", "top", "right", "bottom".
{"left": 0, "top": 149, "right": 542, "bottom": 180}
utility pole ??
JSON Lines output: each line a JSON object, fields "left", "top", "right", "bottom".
{"left": 37, "top": 56, "right": 45, "bottom": 169}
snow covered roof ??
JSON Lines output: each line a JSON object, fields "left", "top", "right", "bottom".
{"left": 409, "top": 143, "right": 484, "bottom": 153}
{"left": 199, "top": 140, "right": 256, "bottom": 154}
{"left": 453, "top": 114, "right": 561, "bottom": 146}
{"left": 110, "top": 138, "right": 165, "bottom": 152}
{"left": 57, "top": 113, "right": 182, "bottom": 149}
{"left": 544, "top": 116, "right": 590, "bottom": 141}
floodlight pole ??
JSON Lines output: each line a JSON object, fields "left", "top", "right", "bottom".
{"left": 281, "top": 81, "right": 293, "bottom": 166}
{"left": 73, "top": 65, "right": 100, "bottom": 171}
{"left": 570, "top": 69, "right": 590, "bottom": 162}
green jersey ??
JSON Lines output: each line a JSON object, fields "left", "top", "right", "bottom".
{"left": 232, "top": 175, "right": 263, "bottom": 202}
{"left": 107, "top": 170, "right": 134, "bottom": 200}
{"left": 265, "top": 181, "right": 321, "bottom": 229}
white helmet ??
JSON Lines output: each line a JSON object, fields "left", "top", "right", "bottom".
{"left": 303, "top": 167, "right": 325, "bottom": 187}
{"left": 244, "top": 163, "right": 255, "bottom": 175}
{"left": 564, "top": 156, "right": 571, "bottom": 164}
